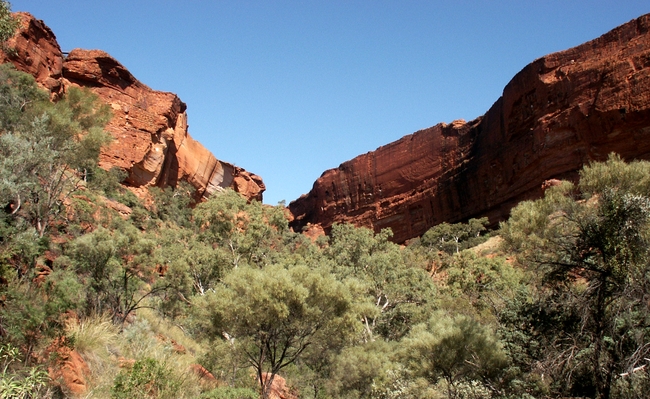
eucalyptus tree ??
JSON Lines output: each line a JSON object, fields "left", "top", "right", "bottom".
{"left": 0, "top": 65, "right": 111, "bottom": 237}
{"left": 420, "top": 217, "right": 489, "bottom": 255}
{"left": 193, "top": 263, "right": 358, "bottom": 399}
{"left": 325, "top": 223, "right": 436, "bottom": 341}
{"left": 193, "top": 189, "right": 289, "bottom": 269}
{"left": 403, "top": 312, "right": 507, "bottom": 399}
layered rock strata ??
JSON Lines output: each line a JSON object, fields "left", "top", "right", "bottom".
{"left": 1, "top": 12, "right": 264, "bottom": 202}
{"left": 290, "top": 13, "right": 650, "bottom": 243}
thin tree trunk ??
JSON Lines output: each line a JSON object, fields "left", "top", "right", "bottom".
{"left": 593, "top": 277, "right": 612, "bottom": 399}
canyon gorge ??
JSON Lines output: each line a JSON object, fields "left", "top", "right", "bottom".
{"left": 4, "top": 12, "right": 650, "bottom": 243}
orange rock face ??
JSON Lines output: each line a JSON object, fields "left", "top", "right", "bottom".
{"left": 1, "top": 13, "right": 265, "bottom": 202}
{"left": 0, "top": 12, "right": 63, "bottom": 98}
{"left": 260, "top": 373, "right": 298, "bottom": 399}
{"left": 45, "top": 337, "right": 91, "bottom": 396}
{"left": 290, "top": 13, "right": 650, "bottom": 243}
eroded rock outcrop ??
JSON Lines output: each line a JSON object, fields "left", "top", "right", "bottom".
{"left": 0, "top": 12, "right": 63, "bottom": 98}
{"left": 260, "top": 373, "right": 298, "bottom": 399}
{"left": 45, "top": 337, "right": 91, "bottom": 396}
{"left": 290, "top": 13, "right": 650, "bottom": 243}
{"left": 1, "top": 12, "right": 264, "bottom": 202}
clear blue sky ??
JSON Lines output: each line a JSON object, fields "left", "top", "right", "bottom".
{"left": 10, "top": 1, "right": 650, "bottom": 205}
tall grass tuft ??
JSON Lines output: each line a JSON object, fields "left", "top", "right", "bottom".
{"left": 66, "top": 314, "right": 119, "bottom": 357}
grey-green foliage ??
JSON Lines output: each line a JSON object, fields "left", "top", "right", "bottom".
{"left": 439, "top": 250, "right": 523, "bottom": 320}
{"left": 111, "top": 358, "right": 183, "bottom": 399}
{"left": 500, "top": 154, "right": 650, "bottom": 399}
{"left": 0, "top": 1, "right": 17, "bottom": 45}
{"left": 420, "top": 217, "right": 489, "bottom": 255}
{"left": 0, "top": 65, "right": 48, "bottom": 209}
{"left": 64, "top": 225, "right": 161, "bottom": 324}
{"left": 579, "top": 153, "right": 650, "bottom": 196}
{"left": 193, "top": 189, "right": 288, "bottom": 268}
{"left": 193, "top": 189, "right": 248, "bottom": 243}
{"left": 369, "top": 365, "right": 436, "bottom": 399}
{"left": 328, "top": 338, "right": 437, "bottom": 399}
{"left": 87, "top": 166, "right": 127, "bottom": 197}
{"left": 403, "top": 312, "right": 507, "bottom": 399}
{"left": 0, "top": 261, "right": 85, "bottom": 353}
{"left": 0, "top": 64, "right": 111, "bottom": 237}
{"left": 153, "top": 190, "right": 299, "bottom": 324}
{"left": 325, "top": 223, "right": 436, "bottom": 341}
{"left": 328, "top": 340, "right": 398, "bottom": 399}
{"left": 194, "top": 263, "right": 358, "bottom": 399}
{"left": 150, "top": 181, "right": 196, "bottom": 227}
{"left": 0, "top": 63, "right": 47, "bottom": 131}
{"left": 152, "top": 223, "right": 236, "bottom": 321}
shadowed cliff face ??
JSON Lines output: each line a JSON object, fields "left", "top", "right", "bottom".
{"left": 1, "top": 12, "right": 265, "bottom": 202}
{"left": 290, "top": 13, "right": 650, "bottom": 243}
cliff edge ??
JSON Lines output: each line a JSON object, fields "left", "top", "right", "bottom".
{"left": 290, "top": 14, "right": 650, "bottom": 243}
{"left": 0, "top": 12, "right": 265, "bottom": 202}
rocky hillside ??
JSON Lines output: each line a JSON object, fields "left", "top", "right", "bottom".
{"left": 0, "top": 12, "right": 265, "bottom": 202}
{"left": 289, "top": 13, "right": 650, "bottom": 243}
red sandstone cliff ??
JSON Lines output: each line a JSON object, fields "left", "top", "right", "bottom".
{"left": 290, "top": 14, "right": 650, "bottom": 243}
{"left": 1, "top": 12, "right": 265, "bottom": 202}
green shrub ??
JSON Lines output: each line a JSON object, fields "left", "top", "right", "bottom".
{"left": 0, "top": 343, "right": 52, "bottom": 399}
{"left": 111, "top": 358, "right": 182, "bottom": 399}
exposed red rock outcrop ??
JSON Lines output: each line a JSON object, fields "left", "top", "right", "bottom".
{"left": 260, "top": 373, "right": 298, "bottom": 399}
{"left": 45, "top": 337, "right": 91, "bottom": 396}
{"left": 0, "top": 12, "right": 63, "bottom": 98}
{"left": 302, "top": 223, "right": 326, "bottom": 242}
{"left": 1, "top": 12, "right": 264, "bottom": 202}
{"left": 290, "top": 13, "right": 650, "bottom": 243}
{"left": 189, "top": 363, "right": 218, "bottom": 389}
